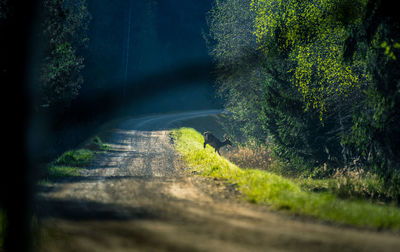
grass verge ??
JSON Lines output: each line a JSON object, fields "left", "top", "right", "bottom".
{"left": 225, "top": 145, "right": 393, "bottom": 203}
{"left": 172, "top": 127, "right": 400, "bottom": 230}
{"left": 53, "top": 149, "right": 93, "bottom": 167}
{"left": 42, "top": 149, "right": 94, "bottom": 180}
{"left": 84, "top": 136, "right": 112, "bottom": 151}
{"left": 296, "top": 176, "right": 391, "bottom": 203}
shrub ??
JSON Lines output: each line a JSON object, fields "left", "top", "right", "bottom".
{"left": 54, "top": 149, "right": 93, "bottom": 167}
{"left": 172, "top": 127, "right": 400, "bottom": 230}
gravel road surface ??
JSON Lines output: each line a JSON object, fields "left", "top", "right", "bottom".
{"left": 35, "top": 110, "right": 400, "bottom": 252}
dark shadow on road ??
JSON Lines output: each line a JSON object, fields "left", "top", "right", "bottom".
{"left": 37, "top": 175, "right": 163, "bottom": 184}
{"left": 35, "top": 198, "right": 158, "bottom": 221}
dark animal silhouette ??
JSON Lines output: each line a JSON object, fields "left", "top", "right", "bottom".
{"left": 203, "top": 131, "right": 232, "bottom": 155}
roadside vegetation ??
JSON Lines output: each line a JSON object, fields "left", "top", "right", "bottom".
{"left": 40, "top": 136, "right": 110, "bottom": 181}
{"left": 172, "top": 127, "right": 400, "bottom": 230}
{"left": 45, "top": 148, "right": 93, "bottom": 178}
{"left": 205, "top": 0, "right": 400, "bottom": 203}
{"left": 225, "top": 146, "right": 395, "bottom": 204}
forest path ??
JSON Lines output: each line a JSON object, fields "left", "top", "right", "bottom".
{"left": 35, "top": 110, "right": 400, "bottom": 252}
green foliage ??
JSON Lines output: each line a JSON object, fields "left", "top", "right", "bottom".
{"left": 47, "top": 165, "right": 81, "bottom": 177}
{"left": 206, "top": 0, "right": 351, "bottom": 175}
{"left": 41, "top": 41, "right": 83, "bottom": 107}
{"left": 250, "top": 0, "right": 369, "bottom": 117}
{"left": 204, "top": 0, "right": 272, "bottom": 142}
{"left": 206, "top": 0, "right": 267, "bottom": 144}
{"left": 380, "top": 41, "right": 400, "bottom": 60}
{"left": 40, "top": 0, "right": 91, "bottom": 109}
{"left": 86, "top": 136, "right": 112, "bottom": 151}
{"left": 258, "top": 64, "right": 347, "bottom": 170}
{"left": 207, "top": 0, "right": 400, "bottom": 199}
{"left": 340, "top": 1, "right": 400, "bottom": 199}
{"left": 172, "top": 127, "right": 400, "bottom": 229}
{"left": 43, "top": 148, "right": 93, "bottom": 179}
{"left": 54, "top": 149, "right": 93, "bottom": 167}
{"left": 93, "top": 136, "right": 112, "bottom": 151}
{"left": 298, "top": 176, "right": 390, "bottom": 203}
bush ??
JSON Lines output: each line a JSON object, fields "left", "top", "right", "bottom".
{"left": 85, "top": 136, "right": 112, "bottom": 151}
{"left": 172, "top": 127, "right": 400, "bottom": 230}
{"left": 54, "top": 149, "right": 93, "bottom": 167}
{"left": 297, "top": 169, "right": 394, "bottom": 203}
{"left": 223, "top": 146, "right": 272, "bottom": 170}
{"left": 41, "top": 148, "right": 94, "bottom": 179}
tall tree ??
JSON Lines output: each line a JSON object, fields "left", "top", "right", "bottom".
{"left": 207, "top": 0, "right": 266, "bottom": 143}
{"left": 207, "top": 0, "right": 347, "bottom": 173}
{"left": 343, "top": 0, "right": 400, "bottom": 197}
{"left": 209, "top": 0, "right": 400, "bottom": 196}
{"left": 39, "top": 0, "right": 91, "bottom": 110}
{"left": 250, "top": 0, "right": 369, "bottom": 118}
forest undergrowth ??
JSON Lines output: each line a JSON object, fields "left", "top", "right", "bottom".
{"left": 224, "top": 145, "right": 395, "bottom": 204}
{"left": 172, "top": 127, "right": 400, "bottom": 230}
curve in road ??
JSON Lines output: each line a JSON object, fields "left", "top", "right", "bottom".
{"left": 36, "top": 110, "right": 400, "bottom": 252}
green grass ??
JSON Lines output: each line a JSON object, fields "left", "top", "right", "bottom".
{"left": 47, "top": 165, "right": 81, "bottom": 177}
{"left": 54, "top": 149, "right": 93, "bottom": 167}
{"left": 85, "top": 136, "right": 112, "bottom": 151}
{"left": 92, "top": 136, "right": 112, "bottom": 151}
{"left": 296, "top": 176, "right": 391, "bottom": 203}
{"left": 43, "top": 149, "right": 94, "bottom": 179}
{"left": 172, "top": 127, "right": 400, "bottom": 230}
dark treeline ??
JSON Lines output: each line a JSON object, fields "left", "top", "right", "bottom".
{"left": 84, "top": 0, "right": 215, "bottom": 90}
{"left": 32, "top": 0, "right": 217, "bottom": 112}
{"left": 10, "top": 0, "right": 219, "bottom": 160}
{"left": 1, "top": 0, "right": 219, "bottom": 250}
{"left": 206, "top": 0, "right": 400, "bottom": 200}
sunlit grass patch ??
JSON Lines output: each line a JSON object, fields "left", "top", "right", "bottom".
{"left": 171, "top": 127, "right": 400, "bottom": 230}
{"left": 86, "top": 136, "right": 112, "bottom": 151}
{"left": 41, "top": 148, "right": 94, "bottom": 180}
{"left": 54, "top": 149, "right": 93, "bottom": 167}
{"left": 47, "top": 165, "right": 81, "bottom": 177}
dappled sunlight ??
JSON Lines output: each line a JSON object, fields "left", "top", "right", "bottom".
{"left": 2, "top": 0, "right": 400, "bottom": 250}
{"left": 172, "top": 127, "right": 400, "bottom": 230}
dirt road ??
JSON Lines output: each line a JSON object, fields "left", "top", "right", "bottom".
{"left": 35, "top": 110, "right": 400, "bottom": 252}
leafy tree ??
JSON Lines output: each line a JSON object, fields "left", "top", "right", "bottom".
{"left": 206, "top": 0, "right": 267, "bottom": 143}
{"left": 251, "top": 0, "right": 400, "bottom": 196}
{"left": 213, "top": 0, "right": 400, "bottom": 197}
{"left": 206, "top": 0, "right": 348, "bottom": 174}
{"left": 39, "top": 0, "right": 91, "bottom": 109}
{"left": 342, "top": 0, "right": 400, "bottom": 198}
{"left": 250, "top": 0, "right": 369, "bottom": 118}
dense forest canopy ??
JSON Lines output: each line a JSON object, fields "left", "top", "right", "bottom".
{"left": 206, "top": 0, "right": 400, "bottom": 199}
